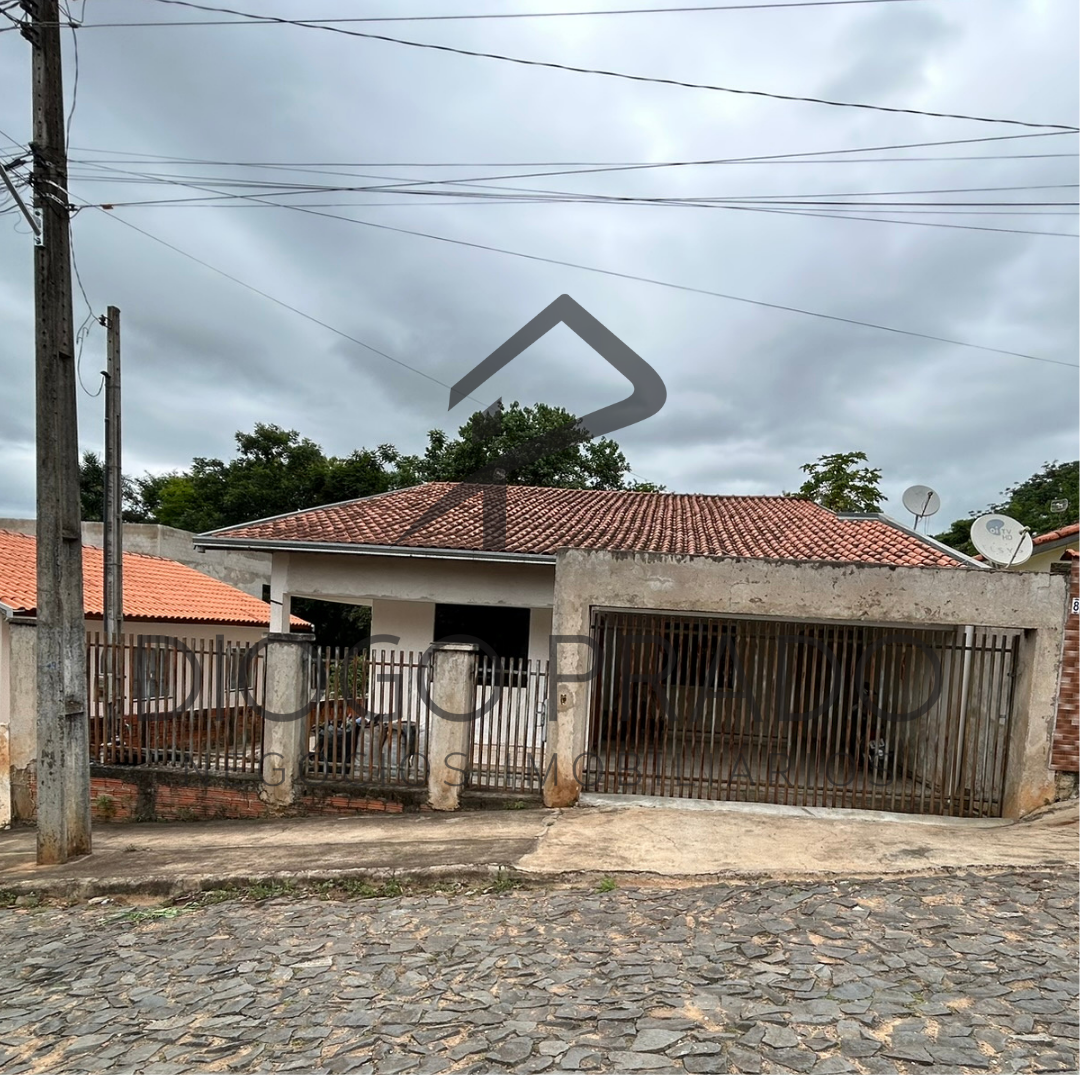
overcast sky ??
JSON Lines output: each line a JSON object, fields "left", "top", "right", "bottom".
{"left": 0, "top": 0, "right": 1076, "bottom": 533}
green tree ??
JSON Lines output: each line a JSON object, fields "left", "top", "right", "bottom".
{"left": 791, "top": 451, "right": 884, "bottom": 513}
{"left": 79, "top": 451, "right": 155, "bottom": 523}
{"left": 148, "top": 423, "right": 393, "bottom": 533}
{"left": 79, "top": 451, "right": 105, "bottom": 522}
{"left": 935, "top": 460, "right": 1079, "bottom": 556}
{"left": 291, "top": 597, "right": 372, "bottom": 648}
{"left": 387, "top": 401, "right": 658, "bottom": 491}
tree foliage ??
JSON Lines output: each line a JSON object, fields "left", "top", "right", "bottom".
{"left": 791, "top": 451, "right": 884, "bottom": 513}
{"left": 386, "top": 400, "right": 659, "bottom": 491}
{"left": 79, "top": 451, "right": 155, "bottom": 523}
{"left": 91, "top": 407, "right": 655, "bottom": 535}
{"left": 934, "top": 460, "right": 1079, "bottom": 556}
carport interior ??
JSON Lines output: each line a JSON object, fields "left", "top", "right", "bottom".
{"left": 585, "top": 609, "right": 1019, "bottom": 817}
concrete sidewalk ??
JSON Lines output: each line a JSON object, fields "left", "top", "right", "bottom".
{"left": 1, "top": 799, "right": 1076, "bottom": 898}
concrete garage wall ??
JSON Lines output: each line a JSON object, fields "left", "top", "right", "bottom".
{"left": 544, "top": 550, "right": 1068, "bottom": 818}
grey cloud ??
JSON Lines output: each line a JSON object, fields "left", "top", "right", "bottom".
{"left": 0, "top": 0, "right": 1075, "bottom": 527}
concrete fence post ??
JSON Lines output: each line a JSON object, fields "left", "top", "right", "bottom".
{"left": 426, "top": 642, "right": 479, "bottom": 811}
{"left": 260, "top": 632, "right": 315, "bottom": 808}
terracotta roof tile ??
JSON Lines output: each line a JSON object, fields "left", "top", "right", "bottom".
{"left": 1032, "top": 522, "right": 1080, "bottom": 548}
{"left": 206, "top": 484, "right": 967, "bottom": 568}
{"left": 0, "top": 529, "right": 310, "bottom": 628}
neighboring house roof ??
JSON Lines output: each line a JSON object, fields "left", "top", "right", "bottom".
{"left": 0, "top": 529, "right": 311, "bottom": 628}
{"left": 1032, "top": 522, "right": 1080, "bottom": 552}
{"left": 200, "top": 483, "right": 972, "bottom": 568}
{"left": 972, "top": 522, "right": 1080, "bottom": 564}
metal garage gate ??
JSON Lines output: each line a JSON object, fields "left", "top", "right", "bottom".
{"left": 584, "top": 610, "right": 1019, "bottom": 818}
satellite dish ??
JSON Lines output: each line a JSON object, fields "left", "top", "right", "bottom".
{"left": 970, "top": 513, "right": 1033, "bottom": 568}
{"left": 902, "top": 485, "right": 941, "bottom": 530}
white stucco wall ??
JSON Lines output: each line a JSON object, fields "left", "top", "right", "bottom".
{"left": 272, "top": 551, "right": 556, "bottom": 610}
{"left": 270, "top": 550, "right": 558, "bottom": 658}
{"left": 371, "top": 599, "right": 435, "bottom": 657}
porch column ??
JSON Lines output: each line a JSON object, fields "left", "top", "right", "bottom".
{"left": 260, "top": 631, "right": 315, "bottom": 808}
{"left": 269, "top": 552, "right": 292, "bottom": 635}
{"left": 426, "top": 642, "right": 478, "bottom": 811}
{"left": 542, "top": 633, "right": 592, "bottom": 808}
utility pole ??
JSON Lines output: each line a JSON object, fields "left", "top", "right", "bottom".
{"left": 103, "top": 307, "right": 123, "bottom": 758}
{"left": 24, "top": 0, "right": 91, "bottom": 863}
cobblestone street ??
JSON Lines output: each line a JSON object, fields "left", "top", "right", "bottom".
{"left": 1, "top": 867, "right": 1076, "bottom": 1074}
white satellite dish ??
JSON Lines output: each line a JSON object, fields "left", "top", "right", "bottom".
{"left": 970, "top": 513, "right": 1033, "bottom": 568}
{"left": 902, "top": 484, "right": 941, "bottom": 530}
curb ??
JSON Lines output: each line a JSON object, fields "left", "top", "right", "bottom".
{"left": 1, "top": 862, "right": 569, "bottom": 901}
{"left": 4, "top": 859, "right": 1076, "bottom": 903}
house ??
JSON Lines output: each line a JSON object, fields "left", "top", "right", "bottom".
{"left": 0, "top": 528, "right": 309, "bottom": 825}
{"left": 189, "top": 484, "right": 1076, "bottom": 821}
{"left": 1024, "top": 523, "right": 1080, "bottom": 572}
{"left": 970, "top": 522, "right": 1080, "bottom": 571}
{"left": 197, "top": 483, "right": 981, "bottom": 657}
{"left": 0, "top": 517, "right": 273, "bottom": 599}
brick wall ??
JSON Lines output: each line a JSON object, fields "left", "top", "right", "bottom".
{"left": 1050, "top": 556, "right": 1078, "bottom": 772}
{"left": 19, "top": 769, "right": 414, "bottom": 822}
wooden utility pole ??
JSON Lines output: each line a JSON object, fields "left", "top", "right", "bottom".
{"left": 25, "top": 0, "right": 91, "bottom": 863}
{"left": 103, "top": 307, "right": 123, "bottom": 758}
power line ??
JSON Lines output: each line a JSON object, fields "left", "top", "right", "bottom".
{"left": 61, "top": 131, "right": 1078, "bottom": 208}
{"left": 57, "top": 0, "right": 962, "bottom": 26}
{"left": 84, "top": 187, "right": 1074, "bottom": 368}
{"left": 61, "top": 126, "right": 1078, "bottom": 176}
{"left": 138, "top": 0, "right": 1077, "bottom": 132}
{"left": 83, "top": 208, "right": 480, "bottom": 399}
{"left": 69, "top": 158, "right": 1080, "bottom": 237}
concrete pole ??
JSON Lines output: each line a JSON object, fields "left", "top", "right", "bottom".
{"left": 103, "top": 307, "right": 123, "bottom": 760}
{"left": 103, "top": 306, "right": 123, "bottom": 642}
{"left": 30, "top": 0, "right": 90, "bottom": 863}
{"left": 260, "top": 632, "right": 314, "bottom": 808}
{"left": 426, "top": 643, "right": 479, "bottom": 811}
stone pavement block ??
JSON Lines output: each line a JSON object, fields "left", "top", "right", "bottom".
{"left": 0, "top": 867, "right": 1076, "bottom": 1076}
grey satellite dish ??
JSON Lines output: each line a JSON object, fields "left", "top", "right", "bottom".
{"left": 970, "top": 513, "right": 1033, "bottom": 568}
{"left": 902, "top": 484, "right": 941, "bottom": 530}
{"left": 1051, "top": 498, "right": 1069, "bottom": 514}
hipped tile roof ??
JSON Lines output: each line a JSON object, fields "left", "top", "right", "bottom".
{"left": 0, "top": 529, "right": 310, "bottom": 628}
{"left": 205, "top": 483, "right": 967, "bottom": 568}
